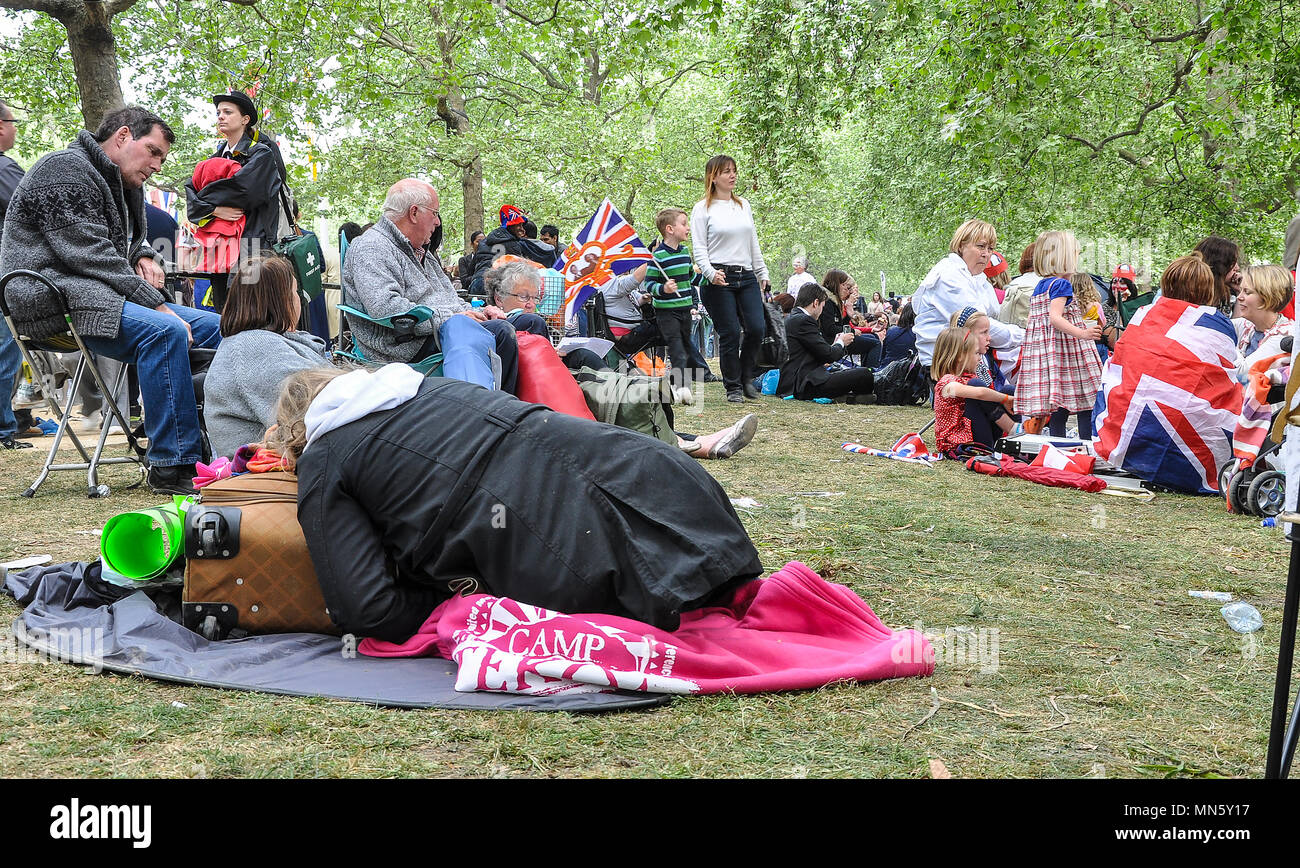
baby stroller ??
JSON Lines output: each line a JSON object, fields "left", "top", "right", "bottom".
{"left": 1220, "top": 337, "right": 1292, "bottom": 518}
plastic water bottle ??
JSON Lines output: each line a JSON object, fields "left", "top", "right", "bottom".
{"left": 1220, "top": 601, "right": 1263, "bottom": 633}
{"left": 1189, "top": 590, "right": 1233, "bottom": 602}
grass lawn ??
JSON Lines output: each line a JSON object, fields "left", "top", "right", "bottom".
{"left": 0, "top": 381, "right": 1292, "bottom": 778}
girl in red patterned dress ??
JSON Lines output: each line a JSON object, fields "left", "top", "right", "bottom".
{"left": 931, "top": 325, "right": 1016, "bottom": 458}
{"left": 1013, "top": 231, "right": 1103, "bottom": 436}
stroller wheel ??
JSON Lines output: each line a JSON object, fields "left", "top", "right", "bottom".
{"left": 1218, "top": 460, "right": 1238, "bottom": 501}
{"left": 1227, "top": 470, "right": 1252, "bottom": 515}
{"left": 1247, "top": 471, "right": 1285, "bottom": 518}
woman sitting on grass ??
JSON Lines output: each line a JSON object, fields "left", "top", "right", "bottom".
{"left": 203, "top": 256, "right": 330, "bottom": 458}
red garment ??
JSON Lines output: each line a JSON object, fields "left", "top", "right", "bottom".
{"left": 934, "top": 372, "right": 975, "bottom": 453}
{"left": 358, "top": 561, "right": 935, "bottom": 695}
{"left": 965, "top": 454, "right": 1107, "bottom": 492}
{"left": 190, "top": 157, "right": 246, "bottom": 273}
{"left": 513, "top": 332, "right": 596, "bottom": 420}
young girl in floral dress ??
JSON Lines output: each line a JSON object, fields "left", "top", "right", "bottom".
{"left": 1013, "top": 231, "right": 1103, "bottom": 437}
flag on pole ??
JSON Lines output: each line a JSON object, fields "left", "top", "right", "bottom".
{"left": 554, "top": 199, "right": 654, "bottom": 323}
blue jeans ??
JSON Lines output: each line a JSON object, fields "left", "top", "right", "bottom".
{"left": 0, "top": 316, "right": 22, "bottom": 439}
{"left": 83, "top": 302, "right": 221, "bottom": 467}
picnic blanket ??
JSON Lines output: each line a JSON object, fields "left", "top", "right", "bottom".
{"left": 359, "top": 561, "right": 935, "bottom": 696}
{"left": 3, "top": 561, "right": 666, "bottom": 712}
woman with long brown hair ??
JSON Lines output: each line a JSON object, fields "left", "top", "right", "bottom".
{"left": 690, "top": 154, "right": 769, "bottom": 403}
{"left": 203, "top": 255, "right": 329, "bottom": 458}
{"left": 820, "top": 269, "right": 886, "bottom": 366}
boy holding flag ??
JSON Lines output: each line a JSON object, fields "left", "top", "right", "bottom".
{"left": 645, "top": 207, "right": 702, "bottom": 403}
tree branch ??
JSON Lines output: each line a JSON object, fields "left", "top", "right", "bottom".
{"left": 1108, "top": 1, "right": 1214, "bottom": 43}
{"left": 498, "top": 0, "right": 562, "bottom": 27}
{"left": 517, "top": 48, "right": 572, "bottom": 93}
{"left": 1060, "top": 44, "right": 1201, "bottom": 155}
{"left": 0, "top": 0, "right": 79, "bottom": 16}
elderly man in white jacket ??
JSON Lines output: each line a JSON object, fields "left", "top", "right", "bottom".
{"left": 912, "top": 219, "right": 1024, "bottom": 372}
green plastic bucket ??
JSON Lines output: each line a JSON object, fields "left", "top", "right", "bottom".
{"left": 100, "top": 496, "right": 192, "bottom": 581}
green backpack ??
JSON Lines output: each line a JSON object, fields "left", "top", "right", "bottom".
{"left": 572, "top": 367, "right": 676, "bottom": 445}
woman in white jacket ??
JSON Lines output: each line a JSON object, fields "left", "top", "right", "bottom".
{"left": 912, "top": 218, "right": 1024, "bottom": 372}
{"left": 691, "top": 154, "right": 769, "bottom": 403}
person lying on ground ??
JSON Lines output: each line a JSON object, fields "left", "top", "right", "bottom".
{"left": 272, "top": 365, "right": 764, "bottom": 640}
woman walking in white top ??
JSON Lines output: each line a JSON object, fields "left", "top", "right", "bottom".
{"left": 691, "top": 154, "right": 769, "bottom": 403}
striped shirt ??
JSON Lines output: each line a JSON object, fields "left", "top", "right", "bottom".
{"left": 645, "top": 242, "right": 699, "bottom": 309}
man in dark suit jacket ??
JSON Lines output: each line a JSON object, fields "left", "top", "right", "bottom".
{"left": 777, "top": 283, "right": 876, "bottom": 401}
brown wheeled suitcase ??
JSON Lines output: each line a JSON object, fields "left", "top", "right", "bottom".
{"left": 181, "top": 473, "right": 340, "bottom": 640}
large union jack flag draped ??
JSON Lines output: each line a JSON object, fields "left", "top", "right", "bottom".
{"left": 1093, "top": 298, "right": 1244, "bottom": 494}
{"left": 553, "top": 199, "right": 654, "bottom": 322}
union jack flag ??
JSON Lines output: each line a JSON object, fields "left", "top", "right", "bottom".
{"left": 1093, "top": 298, "right": 1244, "bottom": 494}
{"left": 554, "top": 199, "right": 654, "bottom": 322}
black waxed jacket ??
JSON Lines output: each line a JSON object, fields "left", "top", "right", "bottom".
{"left": 185, "top": 130, "right": 288, "bottom": 248}
{"left": 296, "top": 378, "right": 762, "bottom": 641}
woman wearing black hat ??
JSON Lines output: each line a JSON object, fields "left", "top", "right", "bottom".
{"left": 185, "top": 92, "right": 289, "bottom": 310}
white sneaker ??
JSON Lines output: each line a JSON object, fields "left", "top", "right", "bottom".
{"left": 708, "top": 413, "right": 758, "bottom": 459}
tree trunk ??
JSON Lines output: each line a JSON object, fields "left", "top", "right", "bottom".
{"left": 64, "top": 4, "right": 127, "bottom": 129}
{"left": 436, "top": 86, "right": 482, "bottom": 252}
{"left": 461, "top": 154, "right": 483, "bottom": 253}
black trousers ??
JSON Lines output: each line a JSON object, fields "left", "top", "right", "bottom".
{"left": 800, "top": 367, "right": 875, "bottom": 401}
{"left": 701, "top": 268, "right": 765, "bottom": 393}
{"left": 964, "top": 377, "right": 1011, "bottom": 447}
{"left": 656, "top": 306, "right": 695, "bottom": 388}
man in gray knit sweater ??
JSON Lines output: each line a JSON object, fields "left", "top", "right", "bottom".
{"left": 342, "top": 179, "right": 525, "bottom": 393}
{"left": 0, "top": 106, "right": 221, "bottom": 494}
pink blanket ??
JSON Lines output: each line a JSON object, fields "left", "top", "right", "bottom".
{"left": 359, "top": 561, "right": 935, "bottom": 695}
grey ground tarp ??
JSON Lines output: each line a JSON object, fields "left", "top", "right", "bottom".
{"left": 3, "top": 561, "right": 669, "bottom": 713}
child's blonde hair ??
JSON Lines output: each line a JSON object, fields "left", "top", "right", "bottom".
{"left": 1070, "top": 272, "right": 1101, "bottom": 313}
{"left": 1032, "top": 231, "right": 1080, "bottom": 277}
{"left": 655, "top": 207, "right": 687, "bottom": 236}
{"left": 949, "top": 307, "right": 989, "bottom": 331}
{"left": 932, "top": 325, "right": 980, "bottom": 380}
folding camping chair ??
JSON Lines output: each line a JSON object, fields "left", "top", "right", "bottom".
{"left": 590, "top": 292, "right": 669, "bottom": 376}
{"left": 0, "top": 270, "right": 147, "bottom": 498}
{"left": 333, "top": 303, "right": 445, "bottom": 377}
